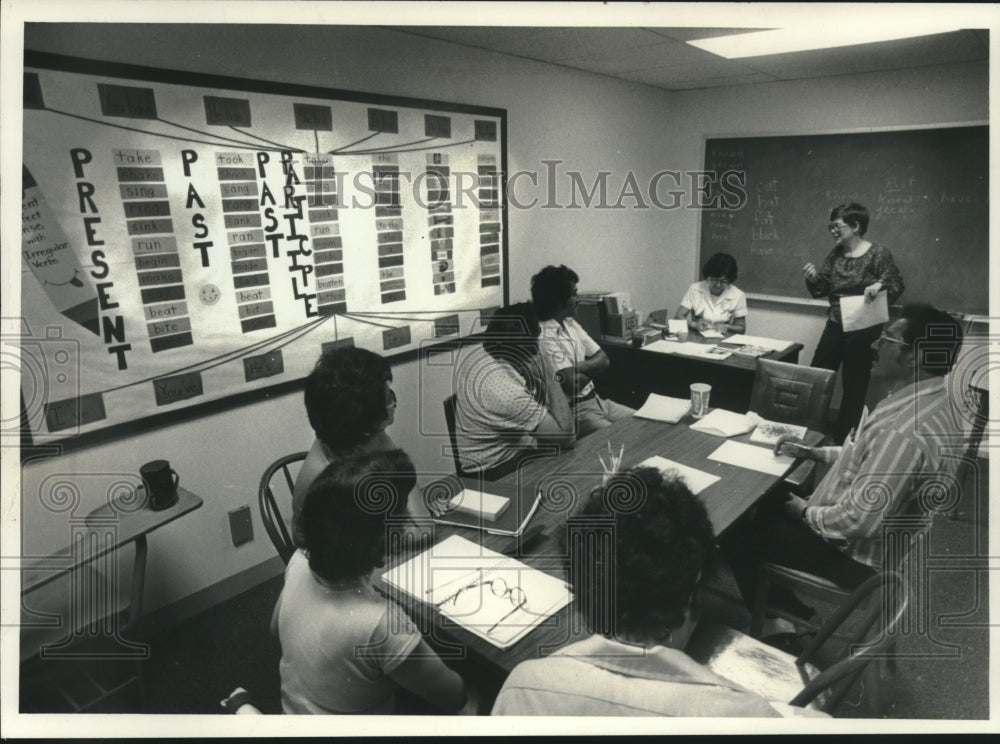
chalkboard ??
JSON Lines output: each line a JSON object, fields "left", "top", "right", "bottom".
{"left": 20, "top": 52, "right": 507, "bottom": 445}
{"left": 700, "top": 126, "right": 988, "bottom": 316}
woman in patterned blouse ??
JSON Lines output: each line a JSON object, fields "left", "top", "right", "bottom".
{"left": 803, "top": 202, "right": 904, "bottom": 443}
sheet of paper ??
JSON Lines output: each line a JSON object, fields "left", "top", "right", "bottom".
{"left": 638, "top": 455, "right": 721, "bottom": 495}
{"left": 840, "top": 291, "right": 889, "bottom": 332}
{"left": 746, "top": 414, "right": 808, "bottom": 446}
{"left": 633, "top": 393, "right": 691, "bottom": 424}
{"left": 707, "top": 440, "right": 795, "bottom": 476}
{"left": 641, "top": 338, "right": 683, "bottom": 354}
{"left": 699, "top": 329, "right": 724, "bottom": 339}
{"left": 672, "top": 343, "right": 732, "bottom": 360}
{"left": 724, "top": 334, "right": 794, "bottom": 352}
{"left": 668, "top": 319, "right": 688, "bottom": 335}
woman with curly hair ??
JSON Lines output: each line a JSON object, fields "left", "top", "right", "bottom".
{"left": 492, "top": 467, "right": 791, "bottom": 717}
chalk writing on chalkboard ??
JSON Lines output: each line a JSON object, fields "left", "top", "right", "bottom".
{"left": 700, "top": 127, "right": 987, "bottom": 316}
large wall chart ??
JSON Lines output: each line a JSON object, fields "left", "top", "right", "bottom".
{"left": 20, "top": 52, "right": 508, "bottom": 444}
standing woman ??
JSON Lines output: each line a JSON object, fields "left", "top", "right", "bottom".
{"left": 803, "top": 202, "right": 904, "bottom": 442}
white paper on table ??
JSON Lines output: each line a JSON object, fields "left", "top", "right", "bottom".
{"left": 746, "top": 413, "right": 808, "bottom": 445}
{"left": 689, "top": 408, "right": 757, "bottom": 437}
{"left": 638, "top": 455, "right": 721, "bottom": 494}
{"left": 672, "top": 343, "right": 732, "bottom": 360}
{"left": 698, "top": 329, "right": 724, "bottom": 339}
{"left": 840, "top": 291, "right": 889, "bottom": 332}
{"left": 725, "top": 334, "right": 794, "bottom": 352}
{"left": 707, "top": 440, "right": 795, "bottom": 476}
{"left": 633, "top": 393, "right": 692, "bottom": 424}
{"left": 642, "top": 338, "right": 683, "bottom": 354}
{"left": 668, "top": 319, "right": 688, "bottom": 335}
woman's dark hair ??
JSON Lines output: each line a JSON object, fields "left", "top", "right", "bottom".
{"left": 482, "top": 301, "right": 541, "bottom": 360}
{"left": 531, "top": 265, "right": 580, "bottom": 320}
{"left": 303, "top": 347, "right": 392, "bottom": 450}
{"left": 298, "top": 449, "right": 415, "bottom": 583}
{"left": 569, "top": 467, "right": 716, "bottom": 642}
{"left": 898, "top": 303, "right": 964, "bottom": 377}
{"left": 830, "top": 202, "right": 870, "bottom": 236}
{"left": 702, "top": 252, "right": 738, "bottom": 283}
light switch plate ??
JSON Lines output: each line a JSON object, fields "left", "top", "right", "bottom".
{"left": 229, "top": 505, "right": 254, "bottom": 547}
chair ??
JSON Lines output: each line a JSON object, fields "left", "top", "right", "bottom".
{"left": 259, "top": 452, "right": 308, "bottom": 564}
{"left": 443, "top": 394, "right": 473, "bottom": 478}
{"left": 647, "top": 309, "right": 670, "bottom": 325}
{"left": 750, "top": 358, "right": 835, "bottom": 492}
{"left": 687, "top": 570, "right": 908, "bottom": 714}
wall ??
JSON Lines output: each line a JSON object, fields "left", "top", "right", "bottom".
{"left": 19, "top": 24, "right": 679, "bottom": 615}
{"left": 19, "top": 25, "right": 989, "bottom": 620}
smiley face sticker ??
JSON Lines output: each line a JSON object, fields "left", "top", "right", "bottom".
{"left": 199, "top": 283, "right": 221, "bottom": 305}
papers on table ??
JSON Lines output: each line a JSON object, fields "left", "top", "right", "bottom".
{"left": 668, "top": 319, "right": 688, "bottom": 336}
{"left": 633, "top": 393, "right": 692, "bottom": 424}
{"left": 725, "top": 334, "right": 793, "bottom": 352}
{"left": 747, "top": 414, "right": 808, "bottom": 446}
{"left": 698, "top": 328, "right": 725, "bottom": 339}
{"left": 840, "top": 291, "right": 889, "bottom": 333}
{"left": 638, "top": 455, "right": 720, "bottom": 495}
{"left": 642, "top": 340, "right": 733, "bottom": 360}
{"left": 689, "top": 409, "right": 757, "bottom": 438}
{"left": 707, "top": 440, "right": 795, "bottom": 476}
{"left": 382, "top": 535, "right": 572, "bottom": 649}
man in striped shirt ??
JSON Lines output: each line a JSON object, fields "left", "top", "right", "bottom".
{"left": 724, "top": 304, "right": 966, "bottom": 615}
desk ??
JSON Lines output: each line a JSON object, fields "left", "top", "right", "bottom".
{"left": 20, "top": 487, "right": 203, "bottom": 662}
{"left": 391, "top": 416, "right": 821, "bottom": 675}
{"left": 597, "top": 334, "right": 803, "bottom": 413}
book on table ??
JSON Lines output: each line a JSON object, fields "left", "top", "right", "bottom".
{"left": 633, "top": 393, "right": 691, "bottom": 424}
{"left": 689, "top": 408, "right": 757, "bottom": 438}
{"left": 428, "top": 477, "right": 542, "bottom": 537}
{"left": 725, "top": 344, "right": 772, "bottom": 358}
{"left": 382, "top": 534, "right": 573, "bottom": 650}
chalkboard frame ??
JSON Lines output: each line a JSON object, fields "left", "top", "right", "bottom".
{"left": 18, "top": 51, "right": 510, "bottom": 454}
{"left": 698, "top": 122, "right": 990, "bottom": 320}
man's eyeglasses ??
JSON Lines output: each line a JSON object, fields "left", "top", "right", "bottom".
{"left": 707, "top": 277, "right": 731, "bottom": 287}
{"left": 878, "top": 332, "right": 908, "bottom": 347}
{"left": 435, "top": 573, "right": 528, "bottom": 636}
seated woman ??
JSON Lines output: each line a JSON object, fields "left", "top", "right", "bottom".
{"left": 453, "top": 302, "right": 575, "bottom": 480}
{"left": 492, "top": 467, "right": 801, "bottom": 717}
{"left": 272, "top": 450, "right": 469, "bottom": 714}
{"left": 675, "top": 252, "right": 748, "bottom": 335}
{"left": 292, "top": 347, "right": 398, "bottom": 544}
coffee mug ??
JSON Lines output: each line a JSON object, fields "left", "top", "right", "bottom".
{"left": 140, "top": 459, "right": 180, "bottom": 510}
{"left": 690, "top": 383, "right": 712, "bottom": 419}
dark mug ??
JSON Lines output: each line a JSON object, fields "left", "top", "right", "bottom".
{"left": 140, "top": 460, "right": 180, "bottom": 510}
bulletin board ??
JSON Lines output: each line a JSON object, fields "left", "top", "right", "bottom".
{"left": 699, "top": 126, "right": 988, "bottom": 315}
{"left": 19, "top": 52, "right": 508, "bottom": 445}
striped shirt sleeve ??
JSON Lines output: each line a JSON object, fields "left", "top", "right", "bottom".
{"left": 805, "top": 428, "right": 925, "bottom": 540}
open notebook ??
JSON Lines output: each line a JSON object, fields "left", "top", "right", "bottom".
{"left": 382, "top": 534, "right": 573, "bottom": 649}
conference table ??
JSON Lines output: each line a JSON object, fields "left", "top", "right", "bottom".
{"left": 385, "top": 414, "right": 822, "bottom": 677}
{"left": 596, "top": 333, "right": 804, "bottom": 413}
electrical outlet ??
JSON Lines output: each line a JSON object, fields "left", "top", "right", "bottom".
{"left": 228, "top": 505, "right": 254, "bottom": 547}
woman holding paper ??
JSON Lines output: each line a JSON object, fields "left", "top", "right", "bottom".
{"left": 675, "top": 252, "right": 748, "bottom": 336}
{"left": 803, "top": 202, "right": 904, "bottom": 442}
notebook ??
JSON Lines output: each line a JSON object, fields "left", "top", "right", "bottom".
{"left": 382, "top": 534, "right": 573, "bottom": 649}
{"left": 430, "top": 480, "right": 542, "bottom": 537}
{"left": 633, "top": 393, "right": 692, "bottom": 424}
{"left": 689, "top": 408, "right": 757, "bottom": 438}
{"left": 707, "top": 440, "right": 795, "bottom": 476}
